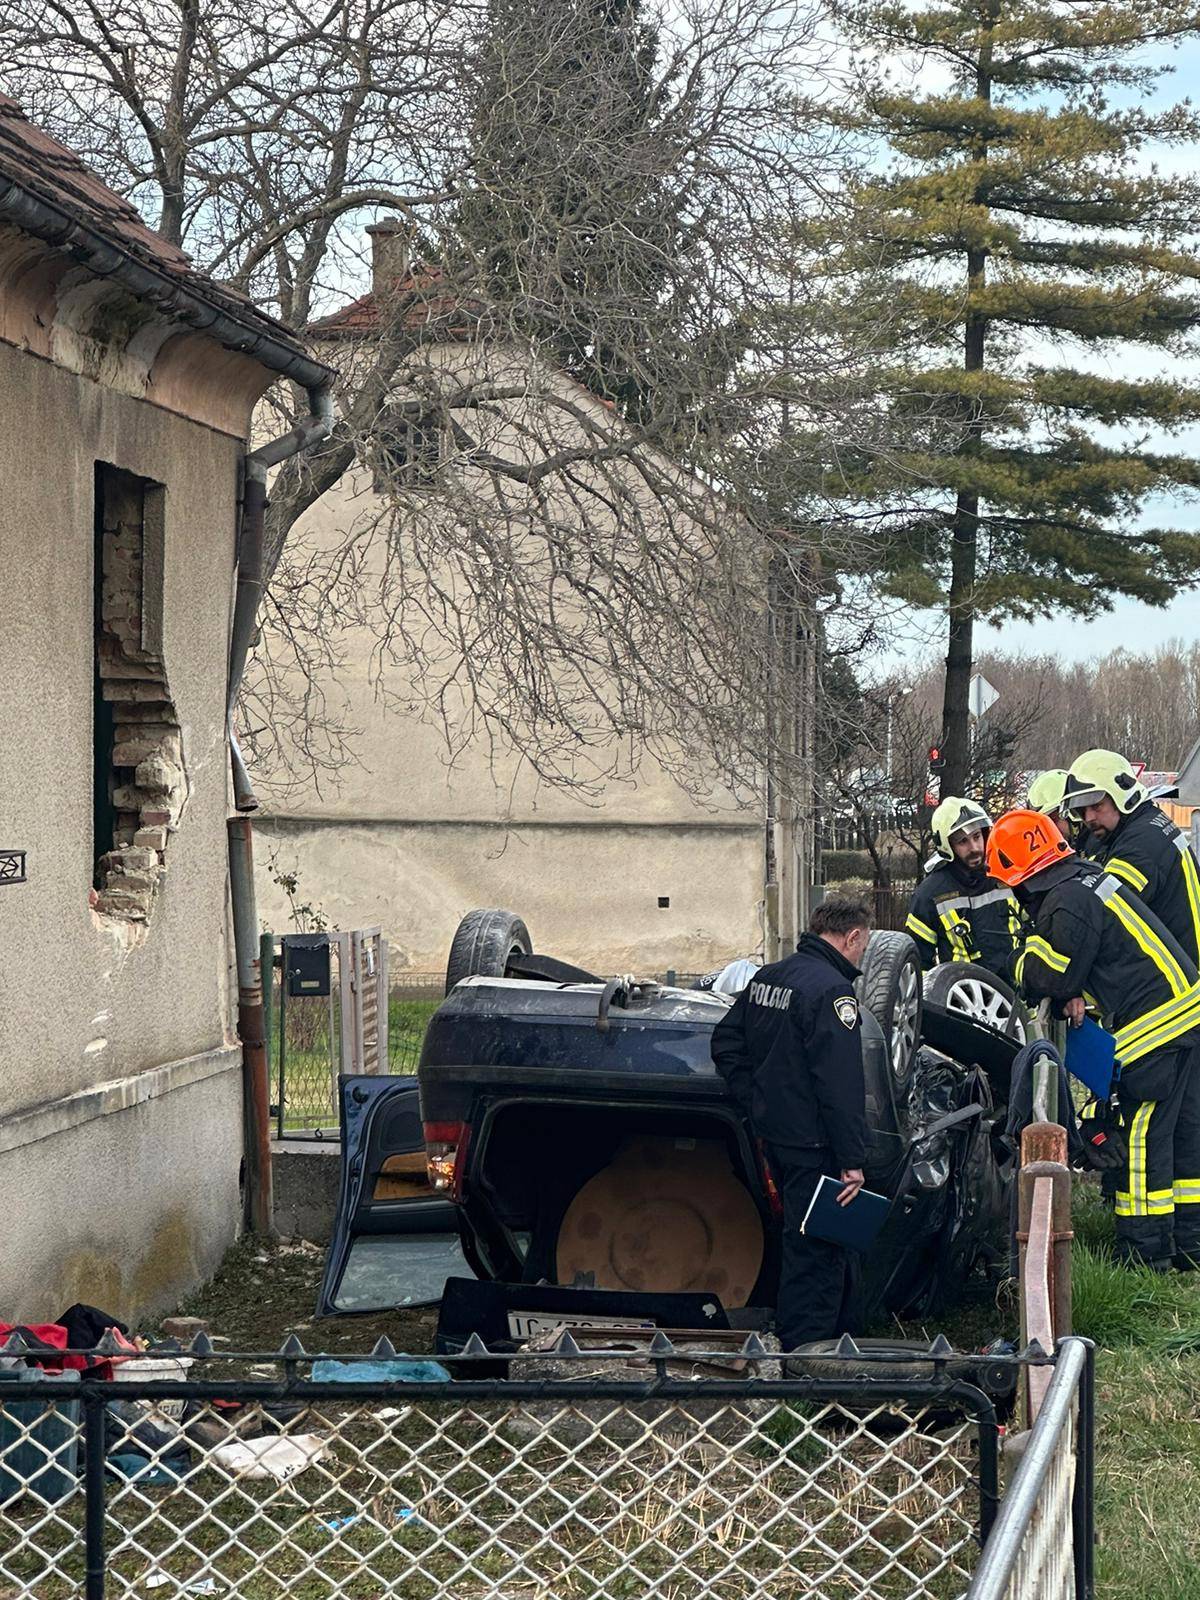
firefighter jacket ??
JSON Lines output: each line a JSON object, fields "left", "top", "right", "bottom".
{"left": 1084, "top": 800, "right": 1200, "bottom": 970}
{"left": 906, "top": 859, "right": 1023, "bottom": 973}
{"left": 1010, "top": 859, "right": 1200, "bottom": 1069}
{"left": 710, "top": 934, "right": 868, "bottom": 1169}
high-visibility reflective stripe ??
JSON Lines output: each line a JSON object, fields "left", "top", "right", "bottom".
{"left": 1115, "top": 1190, "right": 1175, "bottom": 1217}
{"left": 1105, "top": 890, "right": 1190, "bottom": 998}
{"left": 905, "top": 913, "right": 937, "bottom": 945}
{"left": 1106, "top": 857, "right": 1149, "bottom": 893}
{"left": 1118, "top": 1101, "right": 1157, "bottom": 1216}
{"left": 1025, "top": 934, "right": 1071, "bottom": 974}
{"left": 1013, "top": 947, "right": 1027, "bottom": 985}
{"left": 939, "top": 888, "right": 1019, "bottom": 913}
{"left": 1114, "top": 983, "right": 1200, "bottom": 1063}
{"left": 938, "top": 909, "right": 976, "bottom": 962}
{"left": 1177, "top": 835, "right": 1200, "bottom": 962}
{"left": 1174, "top": 1180, "right": 1200, "bottom": 1203}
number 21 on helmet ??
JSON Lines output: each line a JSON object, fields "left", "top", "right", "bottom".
{"left": 987, "top": 808, "right": 1075, "bottom": 887}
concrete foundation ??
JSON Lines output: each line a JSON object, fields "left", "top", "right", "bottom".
{"left": 272, "top": 1138, "right": 342, "bottom": 1244}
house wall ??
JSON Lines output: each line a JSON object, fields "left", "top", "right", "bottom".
{"left": 252, "top": 405, "right": 768, "bottom": 976}
{"left": 0, "top": 338, "right": 243, "bottom": 1324}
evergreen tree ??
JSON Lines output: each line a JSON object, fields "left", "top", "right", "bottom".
{"left": 803, "top": 0, "right": 1200, "bottom": 792}
{"left": 455, "top": 0, "right": 681, "bottom": 418}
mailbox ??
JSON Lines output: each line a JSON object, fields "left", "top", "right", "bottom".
{"left": 284, "top": 933, "right": 331, "bottom": 997}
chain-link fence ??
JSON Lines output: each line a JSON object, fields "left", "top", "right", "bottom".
{"left": 0, "top": 1339, "right": 1067, "bottom": 1600}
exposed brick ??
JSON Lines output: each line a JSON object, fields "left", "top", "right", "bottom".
{"left": 133, "top": 827, "right": 168, "bottom": 851}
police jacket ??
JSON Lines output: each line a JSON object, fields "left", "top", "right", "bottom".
{"left": 1009, "top": 859, "right": 1200, "bottom": 1068}
{"left": 710, "top": 934, "right": 867, "bottom": 1169}
{"left": 1084, "top": 800, "right": 1200, "bottom": 970}
{"left": 906, "top": 859, "right": 1023, "bottom": 973}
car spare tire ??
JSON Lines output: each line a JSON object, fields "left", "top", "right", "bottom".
{"left": 855, "top": 930, "right": 923, "bottom": 1099}
{"left": 445, "top": 909, "right": 533, "bottom": 994}
{"left": 923, "top": 963, "right": 1030, "bottom": 1042}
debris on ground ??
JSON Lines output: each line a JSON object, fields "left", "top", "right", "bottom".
{"left": 164, "top": 1234, "right": 438, "bottom": 1353}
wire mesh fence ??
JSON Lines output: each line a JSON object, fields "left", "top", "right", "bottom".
{"left": 0, "top": 1339, "right": 1055, "bottom": 1600}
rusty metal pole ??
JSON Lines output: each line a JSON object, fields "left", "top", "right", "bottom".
{"left": 228, "top": 816, "right": 274, "bottom": 1236}
{"left": 1017, "top": 1122, "right": 1071, "bottom": 1426}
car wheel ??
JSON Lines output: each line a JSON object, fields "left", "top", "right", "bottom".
{"left": 924, "top": 963, "right": 1029, "bottom": 1042}
{"left": 855, "top": 931, "right": 923, "bottom": 1098}
{"left": 445, "top": 909, "right": 533, "bottom": 994}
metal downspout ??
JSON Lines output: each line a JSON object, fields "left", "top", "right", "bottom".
{"left": 227, "top": 383, "right": 335, "bottom": 1233}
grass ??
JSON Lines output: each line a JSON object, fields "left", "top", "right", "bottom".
{"left": 275, "top": 995, "right": 440, "bottom": 1131}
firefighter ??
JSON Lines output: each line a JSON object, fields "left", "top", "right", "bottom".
{"left": 988, "top": 808, "right": 1200, "bottom": 1270}
{"left": 1064, "top": 749, "right": 1200, "bottom": 969}
{"left": 710, "top": 896, "right": 870, "bottom": 1347}
{"left": 1025, "top": 770, "right": 1073, "bottom": 844}
{"left": 905, "top": 797, "right": 1023, "bottom": 972}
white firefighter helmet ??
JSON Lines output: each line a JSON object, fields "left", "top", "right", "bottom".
{"left": 1026, "top": 769, "right": 1070, "bottom": 816}
{"left": 1063, "top": 749, "right": 1147, "bottom": 817}
{"left": 931, "top": 796, "right": 993, "bottom": 859}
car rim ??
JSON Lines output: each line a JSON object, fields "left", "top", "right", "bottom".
{"left": 945, "top": 977, "right": 1018, "bottom": 1036}
{"left": 891, "top": 962, "right": 920, "bottom": 1080}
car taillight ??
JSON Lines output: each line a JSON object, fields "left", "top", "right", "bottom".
{"left": 424, "top": 1120, "right": 471, "bottom": 1199}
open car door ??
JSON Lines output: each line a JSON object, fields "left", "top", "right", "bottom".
{"left": 316, "top": 1075, "right": 467, "bottom": 1316}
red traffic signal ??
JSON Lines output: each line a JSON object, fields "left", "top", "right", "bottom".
{"left": 928, "top": 745, "right": 946, "bottom": 773}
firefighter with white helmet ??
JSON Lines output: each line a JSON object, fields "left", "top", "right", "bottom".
{"left": 1064, "top": 749, "right": 1200, "bottom": 969}
{"left": 1026, "top": 770, "right": 1073, "bottom": 843}
{"left": 905, "top": 797, "right": 1024, "bottom": 972}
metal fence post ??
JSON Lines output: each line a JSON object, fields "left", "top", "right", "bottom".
{"left": 82, "top": 1383, "right": 107, "bottom": 1600}
{"left": 1073, "top": 1340, "right": 1096, "bottom": 1600}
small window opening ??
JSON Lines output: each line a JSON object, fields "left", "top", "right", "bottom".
{"left": 372, "top": 408, "right": 444, "bottom": 491}
{"left": 658, "top": 896, "right": 671, "bottom": 909}
{"left": 92, "top": 463, "right": 183, "bottom": 924}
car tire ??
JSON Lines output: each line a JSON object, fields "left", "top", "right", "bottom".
{"left": 445, "top": 909, "right": 533, "bottom": 994}
{"left": 855, "top": 931, "right": 923, "bottom": 1099}
{"left": 787, "top": 1338, "right": 1017, "bottom": 1403}
{"left": 924, "top": 963, "right": 1030, "bottom": 1042}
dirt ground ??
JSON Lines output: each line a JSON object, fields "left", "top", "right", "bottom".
{"left": 165, "top": 1234, "right": 439, "bottom": 1355}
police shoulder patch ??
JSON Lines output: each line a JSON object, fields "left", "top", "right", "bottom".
{"left": 834, "top": 994, "right": 859, "bottom": 1030}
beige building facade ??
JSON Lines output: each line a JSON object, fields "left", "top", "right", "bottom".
{"left": 0, "top": 97, "right": 329, "bottom": 1321}
{"left": 253, "top": 229, "right": 789, "bottom": 978}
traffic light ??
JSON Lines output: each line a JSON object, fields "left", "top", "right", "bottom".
{"left": 928, "top": 744, "right": 946, "bottom": 774}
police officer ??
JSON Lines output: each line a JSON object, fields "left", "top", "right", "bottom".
{"left": 906, "top": 797, "right": 1023, "bottom": 972}
{"left": 710, "top": 897, "right": 869, "bottom": 1347}
{"left": 1064, "top": 749, "right": 1200, "bottom": 969}
{"left": 989, "top": 809, "right": 1200, "bottom": 1270}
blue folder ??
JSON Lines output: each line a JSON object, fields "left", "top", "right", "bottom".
{"left": 1064, "top": 1017, "right": 1117, "bottom": 1098}
{"left": 800, "top": 1176, "right": 891, "bottom": 1253}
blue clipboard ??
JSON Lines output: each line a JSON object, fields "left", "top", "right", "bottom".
{"left": 1064, "top": 1017, "right": 1117, "bottom": 1098}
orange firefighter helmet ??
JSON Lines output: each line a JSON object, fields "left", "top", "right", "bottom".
{"left": 986, "top": 808, "right": 1075, "bottom": 888}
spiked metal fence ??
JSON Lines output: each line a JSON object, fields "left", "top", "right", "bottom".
{"left": 0, "top": 1334, "right": 1089, "bottom": 1600}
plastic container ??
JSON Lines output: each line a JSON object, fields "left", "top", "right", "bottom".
{"left": 0, "top": 1367, "right": 80, "bottom": 1507}
{"left": 111, "top": 1354, "right": 194, "bottom": 1419}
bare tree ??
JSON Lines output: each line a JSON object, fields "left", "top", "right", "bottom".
{"left": 1, "top": 0, "right": 912, "bottom": 805}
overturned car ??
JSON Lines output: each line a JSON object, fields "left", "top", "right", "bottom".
{"left": 318, "top": 910, "right": 1022, "bottom": 1348}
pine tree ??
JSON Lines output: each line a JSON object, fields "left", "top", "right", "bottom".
{"left": 803, "top": 0, "right": 1200, "bottom": 793}
{"left": 454, "top": 0, "right": 680, "bottom": 418}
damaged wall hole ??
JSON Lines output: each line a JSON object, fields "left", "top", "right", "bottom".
{"left": 92, "top": 462, "right": 186, "bottom": 924}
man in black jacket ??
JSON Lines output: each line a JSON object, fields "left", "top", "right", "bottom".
{"left": 989, "top": 809, "right": 1200, "bottom": 1269}
{"left": 1064, "top": 748, "right": 1200, "bottom": 969}
{"left": 710, "top": 896, "right": 870, "bottom": 1347}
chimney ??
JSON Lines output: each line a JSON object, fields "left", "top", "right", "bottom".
{"left": 367, "top": 219, "right": 411, "bottom": 296}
